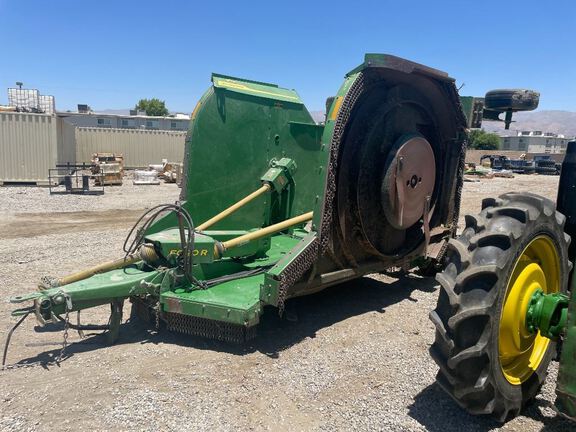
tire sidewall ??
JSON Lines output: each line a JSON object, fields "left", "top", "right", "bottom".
{"left": 484, "top": 90, "right": 539, "bottom": 111}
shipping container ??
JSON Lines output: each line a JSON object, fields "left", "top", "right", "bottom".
{"left": 75, "top": 127, "right": 186, "bottom": 168}
{"left": 0, "top": 112, "right": 75, "bottom": 185}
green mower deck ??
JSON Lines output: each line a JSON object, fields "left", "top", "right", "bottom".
{"left": 9, "top": 53, "right": 467, "bottom": 345}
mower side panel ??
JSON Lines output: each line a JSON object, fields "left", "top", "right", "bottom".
{"left": 150, "top": 75, "right": 324, "bottom": 234}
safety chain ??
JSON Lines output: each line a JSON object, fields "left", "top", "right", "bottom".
{"left": 155, "top": 303, "right": 161, "bottom": 331}
{"left": 1, "top": 361, "right": 45, "bottom": 371}
{"left": 55, "top": 308, "right": 70, "bottom": 364}
{"left": 1, "top": 318, "right": 70, "bottom": 371}
{"left": 54, "top": 293, "right": 73, "bottom": 364}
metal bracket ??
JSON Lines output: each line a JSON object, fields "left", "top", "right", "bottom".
{"left": 422, "top": 196, "right": 432, "bottom": 257}
{"left": 526, "top": 289, "right": 570, "bottom": 340}
{"left": 106, "top": 300, "right": 124, "bottom": 344}
{"left": 261, "top": 158, "right": 297, "bottom": 192}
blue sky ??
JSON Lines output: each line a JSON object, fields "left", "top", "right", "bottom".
{"left": 0, "top": 0, "right": 574, "bottom": 113}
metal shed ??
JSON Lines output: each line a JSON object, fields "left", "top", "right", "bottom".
{"left": 0, "top": 112, "right": 76, "bottom": 185}
{"left": 75, "top": 127, "right": 186, "bottom": 168}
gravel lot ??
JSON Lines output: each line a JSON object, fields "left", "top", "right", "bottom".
{"left": 0, "top": 175, "right": 572, "bottom": 432}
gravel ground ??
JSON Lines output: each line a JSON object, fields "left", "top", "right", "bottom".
{"left": 0, "top": 180, "right": 180, "bottom": 214}
{"left": 0, "top": 174, "right": 572, "bottom": 432}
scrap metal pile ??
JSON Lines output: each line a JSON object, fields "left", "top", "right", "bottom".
{"left": 133, "top": 160, "right": 184, "bottom": 186}
{"left": 465, "top": 154, "right": 561, "bottom": 180}
{"left": 91, "top": 152, "right": 124, "bottom": 186}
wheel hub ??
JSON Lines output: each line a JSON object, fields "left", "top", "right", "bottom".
{"left": 381, "top": 135, "right": 436, "bottom": 230}
{"left": 499, "top": 235, "right": 560, "bottom": 385}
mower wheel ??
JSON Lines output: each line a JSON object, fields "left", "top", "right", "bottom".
{"left": 484, "top": 89, "right": 539, "bottom": 111}
{"left": 429, "top": 192, "right": 570, "bottom": 422}
{"left": 129, "top": 297, "right": 163, "bottom": 328}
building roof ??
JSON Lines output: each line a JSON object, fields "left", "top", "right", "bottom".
{"left": 56, "top": 111, "right": 190, "bottom": 120}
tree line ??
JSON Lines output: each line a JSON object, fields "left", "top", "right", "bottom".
{"left": 467, "top": 129, "right": 500, "bottom": 150}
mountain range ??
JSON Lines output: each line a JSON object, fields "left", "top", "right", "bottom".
{"left": 310, "top": 110, "right": 575, "bottom": 138}
{"left": 481, "top": 110, "right": 576, "bottom": 137}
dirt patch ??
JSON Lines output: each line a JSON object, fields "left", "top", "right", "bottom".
{"left": 0, "top": 209, "right": 146, "bottom": 239}
{"left": 0, "top": 175, "right": 571, "bottom": 432}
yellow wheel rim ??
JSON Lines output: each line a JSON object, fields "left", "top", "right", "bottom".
{"left": 499, "top": 235, "right": 561, "bottom": 385}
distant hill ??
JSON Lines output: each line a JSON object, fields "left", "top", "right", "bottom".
{"left": 477, "top": 110, "right": 576, "bottom": 138}
{"left": 309, "top": 109, "right": 576, "bottom": 138}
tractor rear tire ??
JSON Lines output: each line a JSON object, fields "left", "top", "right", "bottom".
{"left": 484, "top": 89, "right": 539, "bottom": 112}
{"left": 429, "top": 192, "right": 570, "bottom": 422}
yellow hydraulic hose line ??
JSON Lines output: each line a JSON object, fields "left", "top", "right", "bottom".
{"left": 49, "top": 244, "right": 158, "bottom": 288}
{"left": 219, "top": 211, "right": 313, "bottom": 253}
{"left": 196, "top": 183, "right": 272, "bottom": 231}
{"left": 53, "top": 255, "right": 141, "bottom": 288}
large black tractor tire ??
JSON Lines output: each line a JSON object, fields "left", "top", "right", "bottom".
{"left": 536, "top": 159, "right": 556, "bottom": 168}
{"left": 429, "top": 193, "right": 570, "bottom": 422}
{"left": 484, "top": 89, "right": 539, "bottom": 112}
{"left": 536, "top": 166, "right": 558, "bottom": 176}
{"left": 522, "top": 166, "right": 535, "bottom": 175}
